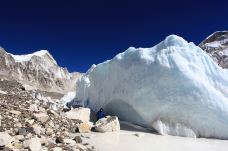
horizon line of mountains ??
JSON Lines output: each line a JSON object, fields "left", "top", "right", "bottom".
{"left": 0, "top": 31, "right": 227, "bottom": 95}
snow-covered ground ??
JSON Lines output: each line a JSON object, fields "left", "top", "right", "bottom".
{"left": 84, "top": 121, "right": 228, "bottom": 151}
{"left": 75, "top": 35, "right": 228, "bottom": 139}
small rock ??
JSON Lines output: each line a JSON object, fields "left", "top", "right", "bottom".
{"left": 9, "top": 110, "right": 21, "bottom": 115}
{"left": 47, "top": 110, "right": 58, "bottom": 116}
{"left": 55, "top": 137, "right": 64, "bottom": 144}
{"left": 52, "top": 147, "right": 62, "bottom": 151}
{"left": 18, "top": 128, "right": 27, "bottom": 135}
{"left": 45, "top": 140, "right": 55, "bottom": 149}
{"left": 23, "top": 139, "right": 30, "bottom": 148}
{"left": 76, "top": 144, "right": 87, "bottom": 150}
{"left": 63, "top": 139, "right": 76, "bottom": 146}
{"left": 78, "top": 122, "right": 93, "bottom": 133}
{"left": 45, "top": 128, "right": 53, "bottom": 136}
{"left": 5, "top": 143, "right": 14, "bottom": 150}
{"left": 70, "top": 127, "right": 79, "bottom": 133}
{"left": 26, "top": 127, "right": 34, "bottom": 133}
{"left": 15, "top": 123, "right": 22, "bottom": 128}
{"left": 28, "top": 137, "right": 41, "bottom": 151}
{"left": 14, "top": 135, "right": 24, "bottom": 141}
{"left": 13, "top": 142, "right": 23, "bottom": 149}
{"left": 73, "top": 136, "right": 82, "bottom": 143}
{"left": 33, "top": 113, "right": 49, "bottom": 123}
{"left": 38, "top": 107, "right": 46, "bottom": 113}
{"left": 134, "top": 133, "right": 144, "bottom": 137}
{"left": 0, "top": 132, "right": 13, "bottom": 146}
{"left": 48, "top": 121, "right": 55, "bottom": 128}
{"left": 33, "top": 125, "right": 42, "bottom": 135}
{"left": 39, "top": 136, "right": 48, "bottom": 145}
{"left": 29, "top": 104, "right": 38, "bottom": 112}
{"left": 26, "top": 119, "right": 35, "bottom": 125}
{"left": 20, "top": 86, "right": 26, "bottom": 91}
{"left": 26, "top": 133, "right": 33, "bottom": 139}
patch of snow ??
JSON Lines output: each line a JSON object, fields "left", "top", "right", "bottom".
{"left": 205, "top": 41, "right": 221, "bottom": 48}
{"left": 55, "top": 68, "right": 70, "bottom": 79}
{"left": 219, "top": 48, "right": 228, "bottom": 56}
{"left": 9, "top": 50, "right": 49, "bottom": 62}
{"left": 75, "top": 34, "right": 228, "bottom": 139}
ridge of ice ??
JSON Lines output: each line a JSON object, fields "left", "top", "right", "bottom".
{"left": 75, "top": 34, "right": 228, "bottom": 139}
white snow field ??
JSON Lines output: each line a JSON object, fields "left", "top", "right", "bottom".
{"left": 75, "top": 35, "right": 228, "bottom": 139}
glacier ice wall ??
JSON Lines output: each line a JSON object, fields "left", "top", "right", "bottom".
{"left": 75, "top": 35, "right": 228, "bottom": 139}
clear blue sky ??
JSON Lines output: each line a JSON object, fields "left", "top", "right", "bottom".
{"left": 0, "top": 0, "right": 227, "bottom": 72}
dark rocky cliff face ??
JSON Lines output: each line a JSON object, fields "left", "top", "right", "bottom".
{"left": 199, "top": 31, "right": 228, "bottom": 69}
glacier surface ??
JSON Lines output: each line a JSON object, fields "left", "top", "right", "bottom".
{"left": 75, "top": 35, "right": 228, "bottom": 139}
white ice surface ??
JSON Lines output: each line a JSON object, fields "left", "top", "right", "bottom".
{"left": 75, "top": 35, "right": 228, "bottom": 139}
{"left": 60, "top": 91, "right": 76, "bottom": 105}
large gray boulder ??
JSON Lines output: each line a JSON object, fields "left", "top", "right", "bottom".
{"left": 95, "top": 116, "right": 120, "bottom": 132}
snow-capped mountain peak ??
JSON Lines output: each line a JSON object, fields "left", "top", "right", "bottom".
{"left": 0, "top": 47, "right": 81, "bottom": 93}
{"left": 199, "top": 31, "right": 228, "bottom": 68}
{"left": 9, "top": 50, "right": 57, "bottom": 65}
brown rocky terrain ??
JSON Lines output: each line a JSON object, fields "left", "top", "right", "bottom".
{"left": 0, "top": 79, "right": 97, "bottom": 151}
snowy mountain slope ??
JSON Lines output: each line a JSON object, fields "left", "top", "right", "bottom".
{"left": 0, "top": 47, "right": 80, "bottom": 93}
{"left": 199, "top": 31, "right": 228, "bottom": 68}
{"left": 10, "top": 50, "right": 57, "bottom": 64}
{"left": 75, "top": 35, "right": 228, "bottom": 139}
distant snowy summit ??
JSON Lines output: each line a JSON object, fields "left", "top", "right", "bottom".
{"left": 0, "top": 47, "right": 80, "bottom": 93}
{"left": 199, "top": 31, "right": 228, "bottom": 68}
{"left": 10, "top": 50, "right": 57, "bottom": 64}
{"left": 75, "top": 35, "right": 228, "bottom": 139}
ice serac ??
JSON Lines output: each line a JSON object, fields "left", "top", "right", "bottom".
{"left": 199, "top": 31, "right": 228, "bottom": 69}
{"left": 75, "top": 35, "right": 228, "bottom": 139}
{"left": 0, "top": 47, "right": 80, "bottom": 93}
